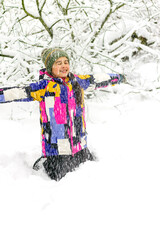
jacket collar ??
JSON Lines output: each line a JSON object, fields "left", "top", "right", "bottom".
{"left": 42, "top": 69, "right": 70, "bottom": 84}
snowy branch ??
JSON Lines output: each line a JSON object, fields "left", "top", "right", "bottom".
{"left": 1, "top": 0, "right": 160, "bottom": 84}
{"left": 21, "top": 0, "right": 39, "bottom": 19}
{"left": 0, "top": 54, "right": 14, "bottom": 59}
{"left": 90, "top": 1, "right": 125, "bottom": 44}
{"left": 21, "top": 0, "right": 53, "bottom": 38}
{"left": 126, "top": 41, "right": 160, "bottom": 59}
{"left": 109, "top": 20, "right": 150, "bottom": 54}
{"left": 90, "top": 0, "right": 113, "bottom": 44}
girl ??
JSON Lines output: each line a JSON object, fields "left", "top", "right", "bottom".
{"left": 0, "top": 48, "right": 125, "bottom": 181}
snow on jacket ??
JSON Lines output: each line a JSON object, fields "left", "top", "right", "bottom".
{"left": 0, "top": 69, "right": 123, "bottom": 157}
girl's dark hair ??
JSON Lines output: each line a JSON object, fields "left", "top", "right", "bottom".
{"left": 68, "top": 72, "right": 82, "bottom": 105}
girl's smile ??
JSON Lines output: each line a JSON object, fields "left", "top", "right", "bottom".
{"left": 52, "top": 57, "right": 70, "bottom": 78}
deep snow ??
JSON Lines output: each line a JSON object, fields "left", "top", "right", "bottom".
{"left": 0, "top": 63, "right": 160, "bottom": 240}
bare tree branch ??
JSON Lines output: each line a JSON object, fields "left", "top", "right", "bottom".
{"left": 66, "top": 0, "right": 71, "bottom": 12}
{"left": 0, "top": 54, "right": 14, "bottom": 59}
{"left": 18, "top": 15, "right": 28, "bottom": 22}
{"left": 113, "top": 3, "right": 125, "bottom": 12}
{"left": 50, "top": 19, "right": 63, "bottom": 29}
{"left": 21, "top": 0, "right": 53, "bottom": 38}
{"left": 55, "top": 0, "right": 75, "bottom": 42}
{"left": 91, "top": 1, "right": 125, "bottom": 44}
{"left": 56, "top": 0, "right": 64, "bottom": 13}
{"left": 40, "top": 0, "right": 46, "bottom": 14}
{"left": 90, "top": 0, "right": 113, "bottom": 44}
{"left": 36, "top": 0, "right": 40, "bottom": 12}
{"left": 22, "top": 0, "right": 39, "bottom": 19}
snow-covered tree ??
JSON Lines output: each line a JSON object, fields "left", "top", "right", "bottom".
{"left": 0, "top": 0, "right": 160, "bottom": 85}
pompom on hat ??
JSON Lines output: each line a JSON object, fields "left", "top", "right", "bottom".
{"left": 41, "top": 48, "right": 70, "bottom": 75}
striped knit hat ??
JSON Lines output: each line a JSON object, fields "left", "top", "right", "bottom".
{"left": 41, "top": 48, "right": 70, "bottom": 75}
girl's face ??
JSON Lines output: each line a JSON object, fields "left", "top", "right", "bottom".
{"left": 52, "top": 57, "right": 70, "bottom": 78}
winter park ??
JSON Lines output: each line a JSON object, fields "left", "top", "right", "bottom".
{"left": 0, "top": 1, "right": 160, "bottom": 240}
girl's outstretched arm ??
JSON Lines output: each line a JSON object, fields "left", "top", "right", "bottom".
{"left": 93, "top": 73, "right": 125, "bottom": 89}
{"left": 0, "top": 86, "right": 33, "bottom": 103}
{"left": 0, "top": 79, "right": 48, "bottom": 104}
{"left": 75, "top": 73, "right": 125, "bottom": 92}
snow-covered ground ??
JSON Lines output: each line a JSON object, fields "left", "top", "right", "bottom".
{"left": 0, "top": 63, "right": 160, "bottom": 240}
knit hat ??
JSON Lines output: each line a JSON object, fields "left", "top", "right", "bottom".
{"left": 41, "top": 48, "right": 70, "bottom": 75}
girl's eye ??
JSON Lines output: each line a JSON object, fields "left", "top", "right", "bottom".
{"left": 55, "top": 60, "right": 69, "bottom": 65}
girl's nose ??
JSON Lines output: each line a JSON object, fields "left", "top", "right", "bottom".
{"left": 62, "top": 63, "right": 67, "bottom": 67}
